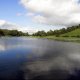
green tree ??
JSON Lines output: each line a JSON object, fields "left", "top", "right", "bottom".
{"left": 0, "top": 29, "right": 4, "bottom": 36}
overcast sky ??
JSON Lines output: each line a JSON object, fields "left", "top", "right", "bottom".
{"left": 0, "top": 0, "right": 80, "bottom": 33}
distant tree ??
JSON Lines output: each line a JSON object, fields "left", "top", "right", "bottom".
{"left": 3, "top": 29, "right": 10, "bottom": 36}
{"left": 23, "top": 32, "right": 29, "bottom": 36}
{"left": 33, "top": 30, "right": 47, "bottom": 36}
{"left": 47, "top": 30, "right": 54, "bottom": 36}
{"left": 0, "top": 29, "right": 4, "bottom": 36}
{"left": 8, "top": 30, "right": 19, "bottom": 36}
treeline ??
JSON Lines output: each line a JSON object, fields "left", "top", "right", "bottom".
{"left": 0, "top": 29, "right": 29, "bottom": 36}
{"left": 32, "top": 25, "right": 80, "bottom": 37}
{"left": 0, "top": 25, "right": 80, "bottom": 37}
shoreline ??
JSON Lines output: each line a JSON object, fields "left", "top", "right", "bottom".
{"left": 0, "top": 36, "right": 80, "bottom": 43}
{"left": 30, "top": 36, "right": 80, "bottom": 43}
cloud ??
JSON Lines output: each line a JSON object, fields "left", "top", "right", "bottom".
{"left": 20, "top": 0, "right": 80, "bottom": 27}
{"left": 0, "top": 19, "right": 37, "bottom": 33}
{"left": 0, "top": 20, "right": 6, "bottom": 26}
{"left": 33, "top": 15, "right": 48, "bottom": 24}
{"left": 0, "top": 20, "right": 22, "bottom": 30}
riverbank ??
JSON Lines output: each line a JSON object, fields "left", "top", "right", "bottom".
{"left": 30, "top": 36, "right": 80, "bottom": 43}
{"left": 1, "top": 36, "right": 80, "bottom": 43}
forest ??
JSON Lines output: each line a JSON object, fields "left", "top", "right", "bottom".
{"left": 32, "top": 25, "right": 80, "bottom": 37}
{"left": 0, "top": 24, "right": 80, "bottom": 37}
{"left": 0, "top": 29, "right": 29, "bottom": 36}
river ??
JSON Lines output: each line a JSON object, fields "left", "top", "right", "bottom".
{"left": 0, "top": 37, "right": 80, "bottom": 80}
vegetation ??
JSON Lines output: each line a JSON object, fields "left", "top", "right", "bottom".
{"left": 43, "top": 36, "right": 80, "bottom": 42}
{"left": 32, "top": 31, "right": 47, "bottom": 36}
{"left": 32, "top": 25, "right": 80, "bottom": 42}
{"left": 32, "top": 25, "right": 80, "bottom": 37}
{"left": 61, "top": 29, "right": 80, "bottom": 37}
{"left": 0, "top": 24, "right": 80, "bottom": 43}
{"left": 0, "top": 29, "right": 29, "bottom": 36}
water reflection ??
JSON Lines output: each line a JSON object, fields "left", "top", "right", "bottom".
{"left": 0, "top": 37, "right": 80, "bottom": 80}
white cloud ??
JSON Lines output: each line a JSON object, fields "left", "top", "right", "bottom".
{"left": 0, "top": 20, "right": 22, "bottom": 30}
{"left": 0, "top": 20, "right": 37, "bottom": 34}
{"left": 33, "top": 15, "right": 47, "bottom": 24}
{"left": 0, "top": 20, "right": 6, "bottom": 26}
{"left": 20, "top": 27, "right": 38, "bottom": 34}
{"left": 20, "top": 0, "right": 80, "bottom": 27}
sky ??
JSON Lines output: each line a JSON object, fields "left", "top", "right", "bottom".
{"left": 0, "top": 0, "right": 80, "bottom": 33}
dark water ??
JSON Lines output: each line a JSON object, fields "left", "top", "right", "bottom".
{"left": 0, "top": 37, "right": 80, "bottom": 80}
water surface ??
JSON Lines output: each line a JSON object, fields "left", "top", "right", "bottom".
{"left": 0, "top": 37, "right": 80, "bottom": 80}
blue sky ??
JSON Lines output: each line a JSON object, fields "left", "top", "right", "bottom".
{"left": 0, "top": 0, "right": 30, "bottom": 25}
{"left": 0, "top": 0, "right": 80, "bottom": 33}
{"left": 0, "top": 0, "right": 57, "bottom": 32}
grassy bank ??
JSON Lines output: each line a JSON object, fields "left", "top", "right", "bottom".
{"left": 46, "top": 36, "right": 80, "bottom": 42}
{"left": 31, "top": 36, "right": 80, "bottom": 43}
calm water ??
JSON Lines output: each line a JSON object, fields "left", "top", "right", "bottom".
{"left": 0, "top": 37, "right": 80, "bottom": 80}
